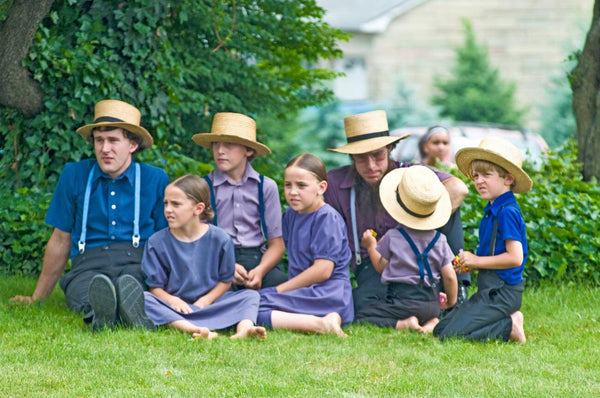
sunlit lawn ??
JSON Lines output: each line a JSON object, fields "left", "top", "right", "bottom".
{"left": 1, "top": 276, "right": 599, "bottom": 397}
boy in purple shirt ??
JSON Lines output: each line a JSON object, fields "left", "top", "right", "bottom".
{"left": 357, "top": 165, "right": 457, "bottom": 332}
{"left": 192, "top": 113, "right": 287, "bottom": 290}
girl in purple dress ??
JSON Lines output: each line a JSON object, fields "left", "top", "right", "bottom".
{"left": 142, "top": 175, "right": 266, "bottom": 339}
{"left": 257, "top": 154, "right": 354, "bottom": 336}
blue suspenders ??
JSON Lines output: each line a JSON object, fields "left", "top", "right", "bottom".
{"left": 204, "top": 174, "right": 269, "bottom": 241}
{"left": 350, "top": 186, "right": 361, "bottom": 265}
{"left": 78, "top": 163, "right": 141, "bottom": 254}
{"left": 397, "top": 227, "right": 441, "bottom": 287}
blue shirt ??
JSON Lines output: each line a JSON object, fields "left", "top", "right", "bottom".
{"left": 476, "top": 191, "right": 527, "bottom": 284}
{"left": 45, "top": 159, "right": 169, "bottom": 259}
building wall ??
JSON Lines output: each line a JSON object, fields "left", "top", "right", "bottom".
{"left": 334, "top": 0, "right": 594, "bottom": 127}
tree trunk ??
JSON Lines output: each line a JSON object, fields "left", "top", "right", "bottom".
{"left": 571, "top": 1, "right": 600, "bottom": 181}
{"left": 0, "top": 0, "right": 55, "bottom": 116}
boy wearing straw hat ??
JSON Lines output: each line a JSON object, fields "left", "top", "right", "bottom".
{"left": 10, "top": 99, "right": 168, "bottom": 331}
{"left": 192, "top": 112, "right": 287, "bottom": 291}
{"left": 433, "top": 136, "right": 530, "bottom": 343}
{"left": 356, "top": 165, "right": 458, "bottom": 333}
{"left": 325, "top": 110, "right": 470, "bottom": 314}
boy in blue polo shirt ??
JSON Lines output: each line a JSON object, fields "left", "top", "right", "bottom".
{"left": 433, "top": 136, "right": 531, "bottom": 343}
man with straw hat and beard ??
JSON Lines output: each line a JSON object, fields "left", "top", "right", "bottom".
{"left": 192, "top": 112, "right": 287, "bottom": 291}
{"left": 324, "top": 110, "right": 470, "bottom": 314}
{"left": 11, "top": 99, "right": 168, "bottom": 331}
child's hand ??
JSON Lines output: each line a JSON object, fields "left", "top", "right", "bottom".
{"left": 452, "top": 249, "right": 470, "bottom": 273}
{"left": 246, "top": 267, "right": 264, "bottom": 290}
{"left": 457, "top": 251, "right": 478, "bottom": 271}
{"left": 439, "top": 292, "right": 448, "bottom": 309}
{"left": 361, "top": 229, "right": 377, "bottom": 249}
{"left": 233, "top": 263, "right": 250, "bottom": 286}
{"left": 194, "top": 296, "right": 213, "bottom": 309}
{"left": 168, "top": 297, "right": 193, "bottom": 314}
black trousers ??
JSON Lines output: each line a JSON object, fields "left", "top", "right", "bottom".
{"left": 433, "top": 270, "right": 524, "bottom": 342}
{"left": 59, "top": 243, "right": 145, "bottom": 323}
{"left": 232, "top": 247, "right": 288, "bottom": 290}
{"left": 355, "top": 283, "right": 440, "bottom": 327}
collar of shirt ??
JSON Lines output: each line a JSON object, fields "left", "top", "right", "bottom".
{"left": 91, "top": 160, "right": 136, "bottom": 187}
{"left": 484, "top": 190, "right": 517, "bottom": 217}
{"left": 211, "top": 161, "right": 259, "bottom": 187}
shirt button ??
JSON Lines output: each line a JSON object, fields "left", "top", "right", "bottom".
{"left": 111, "top": 191, "right": 116, "bottom": 196}
{"left": 111, "top": 235, "right": 116, "bottom": 240}
{"left": 111, "top": 204, "right": 116, "bottom": 209}
{"left": 112, "top": 221, "right": 116, "bottom": 226}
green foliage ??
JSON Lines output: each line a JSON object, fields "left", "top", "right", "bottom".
{"left": 432, "top": 19, "right": 526, "bottom": 126}
{"left": 538, "top": 73, "right": 576, "bottom": 148}
{"left": 456, "top": 140, "right": 600, "bottom": 285}
{"left": 0, "top": 0, "right": 348, "bottom": 190}
{"left": 0, "top": 187, "right": 53, "bottom": 276}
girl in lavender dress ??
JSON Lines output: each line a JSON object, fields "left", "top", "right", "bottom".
{"left": 257, "top": 153, "right": 354, "bottom": 336}
{"left": 142, "top": 175, "right": 266, "bottom": 339}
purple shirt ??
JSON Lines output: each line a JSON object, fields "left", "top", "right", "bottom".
{"left": 208, "top": 162, "right": 282, "bottom": 248}
{"left": 377, "top": 226, "right": 454, "bottom": 287}
{"left": 323, "top": 161, "right": 452, "bottom": 268}
{"left": 142, "top": 225, "right": 235, "bottom": 302}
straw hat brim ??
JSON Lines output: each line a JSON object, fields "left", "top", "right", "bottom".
{"left": 328, "top": 134, "right": 409, "bottom": 154}
{"left": 191, "top": 133, "right": 271, "bottom": 156}
{"left": 379, "top": 168, "right": 452, "bottom": 231}
{"left": 455, "top": 147, "right": 532, "bottom": 194}
{"left": 76, "top": 122, "right": 153, "bottom": 150}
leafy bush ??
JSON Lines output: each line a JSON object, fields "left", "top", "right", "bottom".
{"left": 4, "top": 140, "right": 599, "bottom": 286}
{"left": 457, "top": 140, "right": 600, "bottom": 285}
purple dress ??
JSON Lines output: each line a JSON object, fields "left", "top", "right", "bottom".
{"left": 257, "top": 204, "right": 354, "bottom": 327}
{"left": 142, "top": 226, "right": 260, "bottom": 330}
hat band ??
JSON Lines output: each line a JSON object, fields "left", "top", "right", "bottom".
{"left": 347, "top": 130, "right": 389, "bottom": 143}
{"left": 94, "top": 116, "right": 126, "bottom": 124}
{"left": 396, "top": 190, "right": 434, "bottom": 219}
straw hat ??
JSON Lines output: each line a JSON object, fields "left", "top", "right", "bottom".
{"left": 328, "top": 110, "right": 409, "bottom": 154}
{"left": 455, "top": 136, "right": 533, "bottom": 194}
{"left": 192, "top": 112, "right": 271, "bottom": 156}
{"left": 76, "top": 99, "right": 153, "bottom": 150}
{"left": 379, "top": 165, "right": 451, "bottom": 230}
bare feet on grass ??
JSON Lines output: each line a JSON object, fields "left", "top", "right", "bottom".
{"left": 395, "top": 316, "right": 421, "bottom": 331}
{"left": 509, "top": 311, "right": 526, "bottom": 343}
{"left": 191, "top": 327, "right": 218, "bottom": 340}
{"left": 323, "top": 312, "right": 347, "bottom": 337}
{"left": 231, "top": 319, "right": 267, "bottom": 340}
{"left": 418, "top": 317, "right": 440, "bottom": 334}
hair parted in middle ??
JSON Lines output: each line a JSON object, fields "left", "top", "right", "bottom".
{"left": 285, "top": 153, "right": 327, "bottom": 182}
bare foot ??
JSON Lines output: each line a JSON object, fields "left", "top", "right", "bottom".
{"left": 231, "top": 319, "right": 267, "bottom": 339}
{"left": 395, "top": 316, "right": 421, "bottom": 331}
{"left": 191, "top": 327, "right": 219, "bottom": 340}
{"left": 509, "top": 311, "right": 526, "bottom": 343}
{"left": 418, "top": 317, "right": 440, "bottom": 334}
{"left": 322, "top": 312, "right": 347, "bottom": 337}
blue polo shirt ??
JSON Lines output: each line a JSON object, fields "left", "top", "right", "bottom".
{"left": 476, "top": 191, "right": 527, "bottom": 284}
{"left": 45, "top": 159, "right": 169, "bottom": 259}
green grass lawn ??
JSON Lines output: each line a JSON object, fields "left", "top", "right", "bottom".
{"left": 1, "top": 276, "right": 599, "bottom": 397}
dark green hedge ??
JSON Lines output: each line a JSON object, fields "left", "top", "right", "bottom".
{"left": 457, "top": 140, "right": 600, "bottom": 285}
{"left": 2, "top": 140, "right": 599, "bottom": 285}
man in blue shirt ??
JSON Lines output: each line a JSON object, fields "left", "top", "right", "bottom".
{"left": 11, "top": 99, "right": 169, "bottom": 331}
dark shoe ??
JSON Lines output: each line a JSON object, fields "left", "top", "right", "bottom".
{"left": 457, "top": 284, "right": 469, "bottom": 306}
{"left": 88, "top": 274, "right": 118, "bottom": 331}
{"left": 115, "top": 275, "right": 155, "bottom": 330}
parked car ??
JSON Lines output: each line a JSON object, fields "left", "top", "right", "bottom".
{"left": 389, "top": 122, "right": 549, "bottom": 168}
